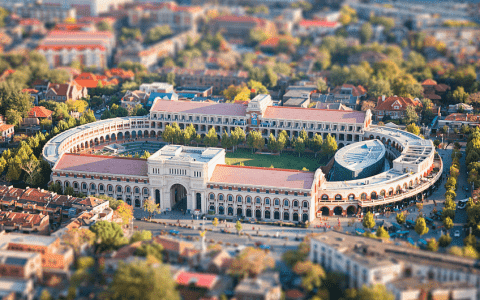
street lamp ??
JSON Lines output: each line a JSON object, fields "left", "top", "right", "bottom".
{"left": 203, "top": 216, "right": 206, "bottom": 231}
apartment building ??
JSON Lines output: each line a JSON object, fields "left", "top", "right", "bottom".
{"left": 37, "top": 30, "right": 116, "bottom": 69}
{"left": 208, "top": 15, "right": 276, "bottom": 39}
{"left": 157, "top": 67, "right": 249, "bottom": 94}
{"left": 310, "top": 231, "right": 480, "bottom": 300}
{"left": 0, "top": 212, "right": 50, "bottom": 235}
{"left": 13, "top": 3, "right": 76, "bottom": 24}
{"left": 128, "top": 2, "right": 203, "bottom": 33}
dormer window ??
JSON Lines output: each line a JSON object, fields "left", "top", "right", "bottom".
{"left": 394, "top": 106, "right": 399, "bottom": 109}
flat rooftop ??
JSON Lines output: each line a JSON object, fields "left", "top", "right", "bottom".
{"left": 334, "top": 139, "right": 385, "bottom": 172}
{"left": 151, "top": 99, "right": 247, "bottom": 117}
{"left": 0, "top": 233, "right": 58, "bottom": 249}
{"left": 149, "top": 145, "right": 224, "bottom": 163}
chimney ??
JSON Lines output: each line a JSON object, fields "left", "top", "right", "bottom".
{"left": 381, "top": 95, "right": 385, "bottom": 102}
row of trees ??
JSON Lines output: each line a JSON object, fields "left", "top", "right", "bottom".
{"left": 465, "top": 129, "right": 480, "bottom": 240}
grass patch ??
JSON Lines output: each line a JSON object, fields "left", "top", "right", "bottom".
{"left": 225, "top": 148, "right": 328, "bottom": 171}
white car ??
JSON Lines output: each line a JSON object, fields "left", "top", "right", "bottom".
{"left": 453, "top": 230, "right": 460, "bottom": 237}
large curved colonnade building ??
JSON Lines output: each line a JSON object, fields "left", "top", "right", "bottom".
{"left": 43, "top": 95, "right": 442, "bottom": 222}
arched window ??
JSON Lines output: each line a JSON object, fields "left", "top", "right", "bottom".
{"left": 99, "top": 184, "right": 104, "bottom": 191}
{"left": 321, "top": 194, "right": 328, "bottom": 200}
{"left": 117, "top": 186, "right": 122, "bottom": 193}
{"left": 219, "top": 194, "right": 224, "bottom": 201}
{"left": 82, "top": 183, "right": 87, "bottom": 190}
{"left": 348, "top": 194, "right": 355, "bottom": 200}
{"left": 283, "top": 212, "right": 289, "bottom": 221}
{"left": 274, "top": 211, "right": 280, "bottom": 219}
{"left": 255, "top": 197, "right": 261, "bottom": 204}
{"left": 274, "top": 199, "right": 279, "bottom": 206}
{"left": 126, "top": 186, "right": 131, "bottom": 193}
{"left": 293, "top": 200, "right": 298, "bottom": 207}
{"left": 303, "top": 201, "right": 308, "bottom": 208}
{"left": 108, "top": 185, "right": 113, "bottom": 192}
{"left": 90, "top": 183, "right": 95, "bottom": 190}
{"left": 265, "top": 198, "right": 270, "bottom": 205}
{"left": 335, "top": 194, "right": 342, "bottom": 201}
{"left": 246, "top": 196, "right": 252, "bottom": 203}
{"left": 218, "top": 206, "right": 224, "bottom": 215}
{"left": 135, "top": 187, "right": 140, "bottom": 194}
{"left": 228, "top": 195, "right": 233, "bottom": 201}
{"left": 209, "top": 205, "right": 215, "bottom": 212}
{"left": 209, "top": 193, "right": 214, "bottom": 200}
{"left": 143, "top": 188, "right": 148, "bottom": 195}
{"left": 284, "top": 200, "right": 289, "bottom": 207}
{"left": 237, "top": 195, "right": 242, "bottom": 202}
{"left": 360, "top": 193, "right": 367, "bottom": 200}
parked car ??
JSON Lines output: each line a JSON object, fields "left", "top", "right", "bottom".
{"left": 169, "top": 229, "right": 179, "bottom": 235}
{"left": 453, "top": 230, "right": 460, "bottom": 237}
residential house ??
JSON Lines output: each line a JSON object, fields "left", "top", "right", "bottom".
{"left": 21, "top": 89, "right": 41, "bottom": 106}
{"left": 312, "top": 84, "right": 366, "bottom": 110}
{"left": 105, "top": 68, "right": 135, "bottom": 81}
{"left": 421, "top": 79, "right": 450, "bottom": 104}
{"left": 0, "top": 250, "right": 43, "bottom": 281}
{"left": 153, "top": 236, "right": 201, "bottom": 267}
{"left": 121, "top": 90, "right": 150, "bottom": 109}
{"left": 74, "top": 72, "right": 119, "bottom": 89}
{"left": 32, "top": 79, "right": 50, "bottom": 93}
{"left": 0, "top": 278, "right": 35, "bottom": 300}
{"left": 37, "top": 30, "right": 116, "bottom": 69}
{"left": 235, "top": 272, "right": 282, "bottom": 300}
{"left": 103, "top": 241, "right": 144, "bottom": 274}
{"left": 22, "top": 106, "right": 53, "bottom": 128}
{"left": 438, "top": 113, "right": 480, "bottom": 130}
{"left": 296, "top": 20, "right": 341, "bottom": 37}
{"left": 0, "top": 231, "right": 74, "bottom": 276}
{"left": 174, "top": 271, "right": 220, "bottom": 300}
{"left": 175, "top": 86, "right": 213, "bottom": 100}
{"left": 0, "top": 124, "right": 14, "bottom": 142}
{"left": 17, "top": 18, "right": 46, "bottom": 36}
{"left": 204, "top": 250, "right": 233, "bottom": 274}
{"left": 373, "top": 95, "right": 421, "bottom": 121}
{"left": 0, "top": 212, "right": 50, "bottom": 235}
{"left": 310, "top": 231, "right": 480, "bottom": 300}
{"left": 448, "top": 103, "right": 473, "bottom": 114}
{"left": 209, "top": 15, "right": 276, "bottom": 39}
{"left": 157, "top": 67, "right": 249, "bottom": 94}
{"left": 45, "top": 81, "right": 88, "bottom": 102}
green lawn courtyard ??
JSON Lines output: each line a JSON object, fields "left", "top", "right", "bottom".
{"left": 225, "top": 148, "right": 329, "bottom": 171}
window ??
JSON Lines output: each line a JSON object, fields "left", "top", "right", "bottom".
{"left": 219, "top": 194, "right": 224, "bottom": 201}
{"left": 144, "top": 180, "right": 147, "bottom": 184}
{"left": 255, "top": 197, "right": 261, "bottom": 204}
{"left": 143, "top": 188, "right": 148, "bottom": 195}
{"left": 126, "top": 187, "right": 131, "bottom": 193}
{"left": 247, "top": 188, "right": 251, "bottom": 192}
{"left": 74, "top": 175, "right": 77, "bottom": 178}
{"left": 65, "top": 174, "right": 69, "bottom": 177}
{"left": 293, "top": 201, "right": 298, "bottom": 207}
{"left": 135, "top": 180, "right": 138, "bottom": 183}
{"left": 99, "top": 185, "right": 104, "bottom": 191}
{"left": 219, "top": 186, "right": 223, "bottom": 190}
{"left": 117, "top": 186, "right": 122, "bottom": 193}
{"left": 90, "top": 183, "right": 95, "bottom": 190}
{"left": 284, "top": 200, "right": 289, "bottom": 206}
{"left": 265, "top": 198, "right": 270, "bottom": 205}
{"left": 91, "top": 176, "right": 94, "bottom": 180}
{"left": 266, "top": 190, "right": 270, "bottom": 194}
{"left": 256, "top": 189, "right": 260, "bottom": 193}
{"left": 304, "top": 193, "right": 307, "bottom": 197}
{"left": 285, "top": 191, "right": 288, "bottom": 195}
{"left": 275, "top": 191, "right": 279, "bottom": 194}
{"left": 294, "top": 192, "right": 298, "bottom": 196}
{"left": 228, "top": 195, "right": 233, "bottom": 201}
{"left": 99, "top": 176, "right": 103, "bottom": 180}
{"left": 82, "top": 183, "right": 87, "bottom": 190}
{"left": 83, "top": 175, "right": 86, "bottom": 179}
{"left": 108, "top": 177, "right": 112, "bottom": 181}
{"left": 303, "top": 202, "right": 308, "bottom": 208}
{"left": 117, "top": 178, "right": 121, "bottom": 182}
{"left": 108, "top": 186, "right": 113, "bottom": 192}
{"left": 246, "top": 196, "right": 251, "bottom": 203}
{"left": 229, "top": 187, "right": 232, "bottom": 191}
{"left": 135, "top": 188, "right": 140, "bottom": 194}
{"left": 209, "top": 194, "right": 214, "bottom": 200}
{"left": 126, "top": 179, "right": 130, "bottom": 182}
{"left": 237, "top": 195, "right": 242, "bottom": 202}
{"left": 275, "top": 199, "right": 279, "bottom": 205}
{"left": 238, "top": 188, "right": 241, "bottom": 192}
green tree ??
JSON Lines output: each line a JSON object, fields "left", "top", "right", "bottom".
{"left": 292, "top": 261, "right": 326, "bottom": 292}
{"left": 166, "top": 72, "right": 175, "bottom": 86}
{"left": 135, "top": 242, "right": 164, "bottom": 262}
{"left": 406, "top": 123, "right": 420, "bottom": 135}
{"left": 39, "top": 289, "right": 52, "bottom": 300}
{"left": 439, "top": 233, "right": 452, "bottom": 248}
{"left": 426, "top": 238, "right": 439, "bottom": 252}
{"left": 145, "top": 25, "right": 172, "bottom": 44}
{"left": 221, "top": 130, "right": 233, "bottom": 150}
{"left": 106, "top": 260, "right": 180, "bottom": 300}
{"left": 204, "top": 127, "right": 219, "bottom": 147}
{"left": 267, "top": 133, "right": 279, "bottom": 153}
{"left": 321, "top": 134, "right": 337, "bottom": 158}
{"left": 97, "top": 20, "right": 113, "bottom": 32}
{"left": 464, "top": 234, "right": 477, "bottom": 247}
{"left": 90, "top": 221, "right": 126, "bottom": 252}
{"left": 451, "top": 86, "right": 469, "bottom": 103}
{"left": 356, "top": 284, "right": 394, "bottom": 300}
{"left": 247, "top": 130, "right": 264, "bottom": 153}
{"left": 403, "top": 105, "right": 419, "bottom": 124}
{"left": 143, "top": 197, "right": 160, "bottom": 220}
{"left": 396, "top": 212, "right": 406, "bottom": 224}
{"left": 316, "top": 78, "right": 328, "bottom": 92}
{"left": 293, "top": 137, "right": 305, "bottom": 157}
{"left": 235, "top": 220, "right": 242, "bottom": 235}
{"left": 130, "top": 230, "right": 152, "bottom": 243}
{"left": 360, "top": 22, "right": 373, "bottom": 43}
{"left": 311, "top": 133, "right": 323, "bottom": 157}
{"left": 376, "top": 226, "right": 390, "bottom": 239}
{"left": 5, "top": 109, "right": 23, "bottom": 127}
{"left": 414, "top": 217, "right": 429, "bottom": 236}
{"left": 362, "top": 212, "right": 376, "bottom": 230}
{"left": 443, "top": 216, "right": 454, "bottom": 230}
{"left": 368, "top": 78, "right": 392, "bottom": 99}
{"left": 212, "top": 217, "right": 219, "bottom": 230}
{"left": 228, "top": 247, "right": 275, "bottom": 278}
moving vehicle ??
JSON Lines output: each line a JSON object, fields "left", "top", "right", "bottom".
{"left": 405, "top": 220, "right": 415, "bottom": 229}
{"left": 458, "top": 199, "right": 468, "bottom": 210}
{"left": 418, "top": 239, "right": 427, "bottom": 249}
{"left": 453, "top": 230, "right": 460, "bottom": 237}
{"left": 169, "top": 229, "right": 179, "bottom": 235}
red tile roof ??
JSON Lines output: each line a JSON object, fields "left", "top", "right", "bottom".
{"left": 331, "top": 84, "right": 367, "bottom": 97}
{"left": 375, "top": 96, "right": 421, "bottom": 111}
{"left": 28, "top": 106, "right": 53, "bottom": 118}
{"left": 213, "top": 15, "right": 265, "bottom": 25}
{"left": 263, "top": 107, "right": 366, "bottom": 124}
{"left": 19, "top": 18, "right": 42, "bottom": 26}
{"left": 175, "top": 271, "right": 218, "bottom": 289}
{"left": 209, "top": 165, "right": 314, "bottom": 190}
{"left": 0, "top": 124, "right": 14, "bottom": 131}
{"left": 22, "top": 88, "right": 39, "bottom": 94}
{"left": 54, "top": 154, "right": 148, "bottom": 176}
{"left": 37, "top": 30, "right": 113, "bottom": 51}
{"left": 151, "top": 100, "right": 247, "bottom": 117}
{"left": 445, "top": 113, "right": 480, "bottom": 122}
{"left": 299, "top": 20, "right": 339, "bottom": 28}
{"left": 421, "top": 79, "right": 437, "bottom": 86}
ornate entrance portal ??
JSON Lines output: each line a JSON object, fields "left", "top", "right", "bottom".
{"left": 170, "top": 184, "right": 187, "bottom": 211}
